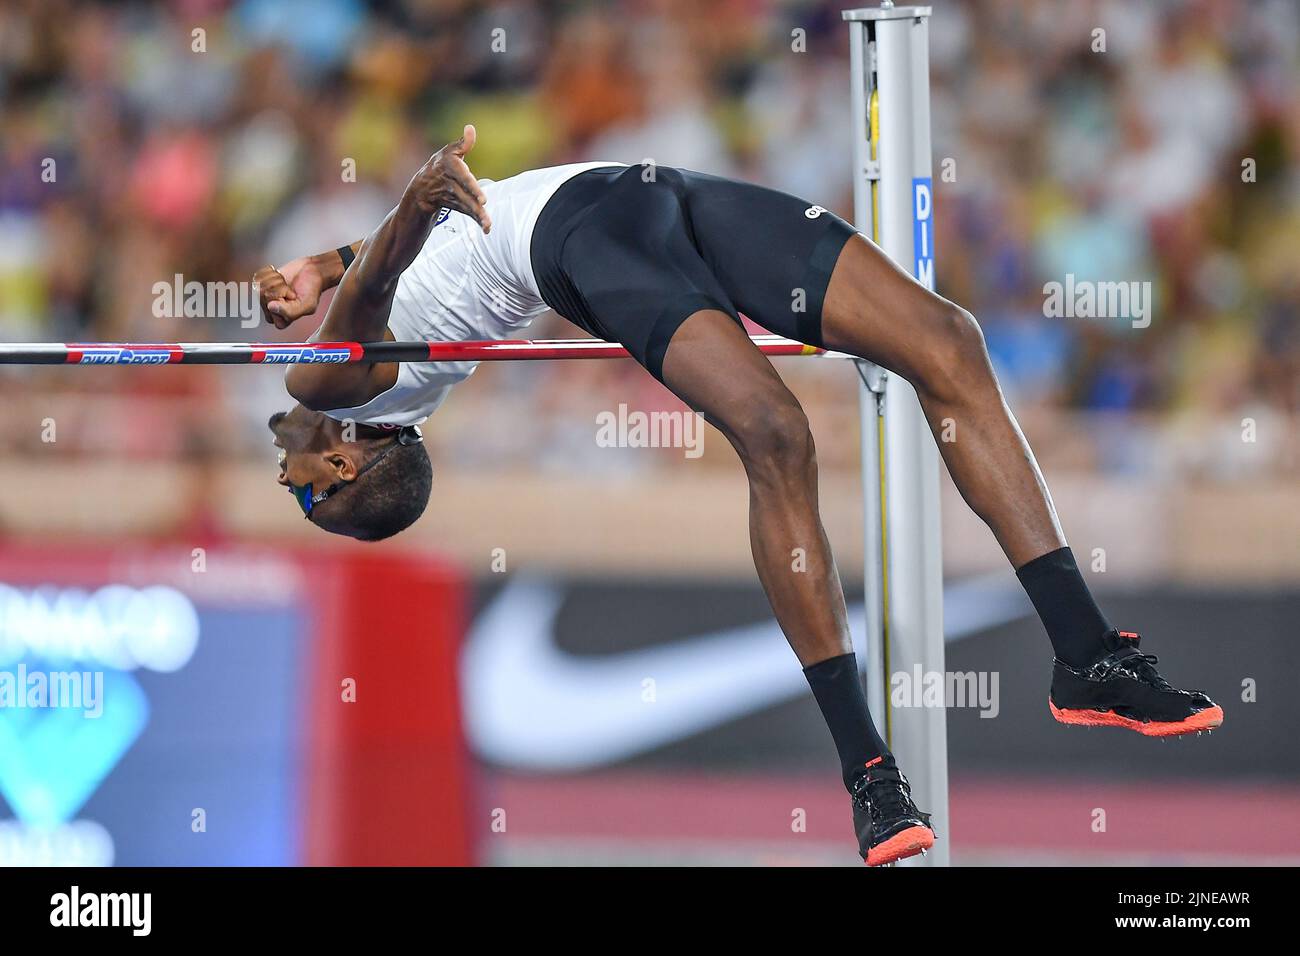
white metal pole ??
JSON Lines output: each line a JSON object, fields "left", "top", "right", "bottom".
{"left": 843, "top": 3, "right": 949, "bottom": 867}
{"left": 847, "top": 15, "right": 889, "bottom": 734}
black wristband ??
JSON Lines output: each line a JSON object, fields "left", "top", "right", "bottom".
{"left": 336, "top": 245, "right": 356, "bottom": 271}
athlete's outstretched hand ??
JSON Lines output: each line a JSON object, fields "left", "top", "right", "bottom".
{"left": 257, "top": 256, "right": 325, "bottom": 330}
{"left": 407, "top": 124, "right": 492, "bottom": 234}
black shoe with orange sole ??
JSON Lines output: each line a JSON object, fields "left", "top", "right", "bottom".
{"left": 1049, "top": 629, "right": 1224, "bottom": 737}
{"left": 851, "top": 755, "right": 936, "bottom": 866}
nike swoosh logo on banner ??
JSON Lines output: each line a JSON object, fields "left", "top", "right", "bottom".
{"left": 461, "top": 576, "right": 1031, "bottom": 771}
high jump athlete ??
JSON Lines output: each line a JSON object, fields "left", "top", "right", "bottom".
{"left": 260, "top": 127, "right": 1223, "bottom": 866}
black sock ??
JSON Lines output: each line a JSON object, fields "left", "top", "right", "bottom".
{"left": 1015, "top": 546, "right": 1111, "bottom": 667}
{"left": 803, "top": 652, "right": 889, "bottom": 790}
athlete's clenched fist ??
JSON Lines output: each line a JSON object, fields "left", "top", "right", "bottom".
{"left": 255, "top": 256, "right": 325, "bottom": 329}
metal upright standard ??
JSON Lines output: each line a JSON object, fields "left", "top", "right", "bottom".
{"left": 845, "top": 3, "right": 950, "bottom": 866}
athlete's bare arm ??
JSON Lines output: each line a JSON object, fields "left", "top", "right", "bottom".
{"left": 255, "top": 125, "right": 490, "bottom": 411}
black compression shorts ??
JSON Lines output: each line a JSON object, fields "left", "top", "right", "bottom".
{"left": 529, "top": 165, "right": 858, "bottom": 380}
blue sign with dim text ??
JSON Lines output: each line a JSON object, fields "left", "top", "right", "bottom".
{"left": 912, "top": 177, "right": 934, "bottom": 290}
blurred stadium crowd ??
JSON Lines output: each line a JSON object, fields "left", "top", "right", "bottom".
{"left": 0, "top": 0, "right": 1296, "bottom": 479}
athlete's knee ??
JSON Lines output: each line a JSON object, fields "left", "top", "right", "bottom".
{"left": 916, "top": 301, "right": 994, "bottom": 401}
{"left": 728, "top": 397, "right": 816, "bottom": 478}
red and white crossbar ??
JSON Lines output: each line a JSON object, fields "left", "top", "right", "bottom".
{"left": 0, "top": 335, "right": 827, "bottom": 366}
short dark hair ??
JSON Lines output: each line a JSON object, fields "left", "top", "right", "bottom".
{"left": 312, "top": 440, "right": 432, "bottom": 541}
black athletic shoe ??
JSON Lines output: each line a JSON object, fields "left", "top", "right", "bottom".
{"left": 1049, "top": 629, "right": 1223, "bottom": 737}
{"left": 851, "top": 756, "right": 935, "bottom": 866}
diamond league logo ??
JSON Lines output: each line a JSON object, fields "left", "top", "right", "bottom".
{"left": 0, "top": 583, "right": 199, "bottom": 864}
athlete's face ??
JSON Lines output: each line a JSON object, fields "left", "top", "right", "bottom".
{"left": 267, "top": 405, "right": 350, "bottom": 498}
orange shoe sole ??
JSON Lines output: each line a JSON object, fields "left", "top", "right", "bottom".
{"left": 1049, "top": 699, "right": 1224, "bottom": 737}
{"left": 864, "top": 825, "right": 935, "bottom": 867}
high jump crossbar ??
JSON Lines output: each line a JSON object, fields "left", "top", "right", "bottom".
{"left": 0, "top": 335, "right": 826, "bottom": 366}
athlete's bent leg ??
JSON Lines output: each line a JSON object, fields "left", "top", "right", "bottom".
{"left": 818, "top": 234, "right": 1117, "bottom": 666}
{"left": 822, "top": 234, "right": 1061, "bottom": 567}
{"left": 659, "top": 308, "right": 933, "bottom": 864}
{"left": 816, "top": 235, "right": 1221, "bottom": 735}
{"left": 661, "top": 309, "right": 848, "bottom": 668}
